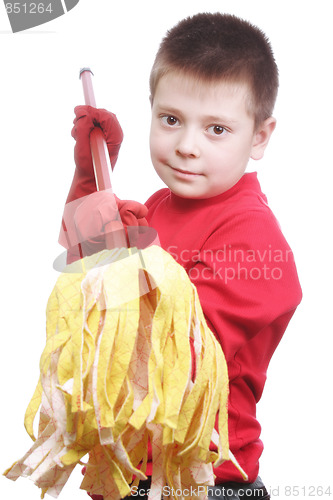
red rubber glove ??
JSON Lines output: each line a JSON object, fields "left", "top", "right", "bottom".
{"left": 117, "top": 198, "right": 149, "bottom": 228}
{"left": 66, "top": 106, "right": 123, "bottom": 203}
{"left": 73, "top": 190, "right": 148, "bottom": 256}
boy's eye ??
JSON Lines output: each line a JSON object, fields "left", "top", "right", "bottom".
{"left": 207, "top": 125, "right": 226, "bottom": 135}
{"left": 161, "top": 115, "right": 179, "bottom": 126}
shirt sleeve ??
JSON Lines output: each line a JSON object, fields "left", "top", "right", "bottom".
{"left": 188, "top": 208, "right": 302, "bottom": 361}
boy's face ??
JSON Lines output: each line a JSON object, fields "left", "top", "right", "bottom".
{"left": 150, "top": 72, "right": 274, "bottom": 199}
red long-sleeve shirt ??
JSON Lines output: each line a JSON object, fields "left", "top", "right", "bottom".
{"left": 145, "top": 172, "right": 302, "bottom": 483}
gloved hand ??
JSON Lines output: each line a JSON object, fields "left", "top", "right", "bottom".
{"left": 66, "top": 106, "right": 124, "bottom": 203}
{"left": 117, "top": 197, "right": 149, "bottom": 228}
{"left": 73, "top": 190, "right": 148, "bottom": 256}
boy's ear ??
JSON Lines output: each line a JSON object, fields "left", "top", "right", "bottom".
{"left": 251, "top": 117, "right": 276, "bottom": 160}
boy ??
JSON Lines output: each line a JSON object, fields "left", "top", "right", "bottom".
{"left": 63, "top": 12, "right": 302, "bottom": 500}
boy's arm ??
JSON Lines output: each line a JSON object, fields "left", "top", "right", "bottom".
{"left": 189, "top": 209, "right": 302, "bottom": 361}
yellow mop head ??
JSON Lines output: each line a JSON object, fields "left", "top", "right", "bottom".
{"left": 4, "top": 245, "right": 246, "bottom": 499}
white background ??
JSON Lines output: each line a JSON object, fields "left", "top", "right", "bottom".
{"left": 0, "top": 1, "right": 332, "bottom": 499}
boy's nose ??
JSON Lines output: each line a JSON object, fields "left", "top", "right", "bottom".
{"left": 175, "top": 130, "right": 200, "bottom": 159}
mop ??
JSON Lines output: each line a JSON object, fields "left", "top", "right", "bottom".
{"left": 3, "top": 69, "right": 247, "bottom": 500}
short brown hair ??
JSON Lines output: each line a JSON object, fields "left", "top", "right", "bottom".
{"left": 150, "top": 13, "right": 279, "bottom": 128}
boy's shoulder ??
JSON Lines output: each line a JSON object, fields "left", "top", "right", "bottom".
{"left": 145, "top": 174, "right": 293, "bottom": 255}
{"left": 143, "top": 174, "right": 289, "bottom": 244}
{"left": 144, "top": 173, "right": 270, "bottom": 217}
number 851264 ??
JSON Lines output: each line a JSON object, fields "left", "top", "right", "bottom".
{"left": 5, "top": 3, "right": 53, "bottom": 14}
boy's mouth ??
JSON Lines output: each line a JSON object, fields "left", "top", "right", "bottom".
{"left": 170, "top": 166, "right": 201, "bottom": 176}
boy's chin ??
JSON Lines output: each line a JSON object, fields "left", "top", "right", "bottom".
{"left": 169, "top": 187, "right": 210, "bottom": 200}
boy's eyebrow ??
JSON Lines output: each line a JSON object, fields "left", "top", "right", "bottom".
{"left": 154, "top": 104, "right": 183, "bottom": 116}
{"left": 203, "top": 114, "right": 238, "bottom": 125}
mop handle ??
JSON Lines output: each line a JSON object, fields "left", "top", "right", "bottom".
{"left": 79, "top": 68, "right": 112, "bottom": 192}
{"left": 79, "top": 68, "right": 127, "bottom": 248}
